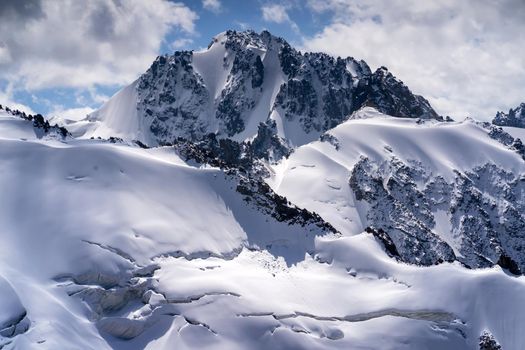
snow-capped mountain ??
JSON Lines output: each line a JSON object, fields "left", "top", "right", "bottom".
{"left": 2, "top": 30, "right": 525, "bottom": 350}
{"left": 82, "top": 30, "right": 439, "bottom": 148}
{"left": 493, "top": 102, "right": 525, "bottom": 128}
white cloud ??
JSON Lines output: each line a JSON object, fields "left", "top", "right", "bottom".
{"left": 49, "top": 106, "right": 95, "bottom": 122}
{"left": 202, "top": 0, "right": 222, "bottom": 13}
{"left": 303, "top": 0, "right": 525, "bottom": 120}
{"left": 0, "top": 43, "right": 11, "bottom": 64}
{"left": 262, "top": 4, "right": 290, "bottom": 23}
{"left": 0, "top": 84, "right": 34, "bottom": 114}
{"left": 235, "top": 21, "right": 250, "bottom": 30}
{"left": 0, "top": 0, "right": 198, "bottom": 90}
{"left": 261, "top": 3, "right": 300, "bottom": 33}
{"left": 171, "top": 38, "right": 194, "bottom": 50}
{"left": 86, "top": 87, "right": 110, "bottom": 105}
{"left": 71, "top": 87, "right": 111, "bottom": 108}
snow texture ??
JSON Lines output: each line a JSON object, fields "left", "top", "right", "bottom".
{"left": 1, "top": 31, "right": 525, "bottom": 350}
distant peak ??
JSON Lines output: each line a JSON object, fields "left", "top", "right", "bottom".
{"left": 493, "top": 102, "right": 525, "bottom": 128}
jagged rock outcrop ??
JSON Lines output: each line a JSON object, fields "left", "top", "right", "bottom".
{"left": 0, "top": 104, "right": 69, "bottom": 138}
{"left": 349, "top": 156, "right": 525, "bottom": 271}
{"left": 349, "top": 157, "right": 456, "bottom": 266}
{"left": 353, "top": 66, "right": 440, "bottom": 120}
{"left": 479, "top": 331, "right": 502, "bottom": 350}
{"left": 250, "top": 120, "right": 291, "bottom": 160}
{"left": 487, "top": 124, "right": 525, "bottom": 161}
{"left": 364, "top": 227, "right": 401, "bottom": 258}
{"left": 493, "top": 102, "right": 525, "bottom": 128}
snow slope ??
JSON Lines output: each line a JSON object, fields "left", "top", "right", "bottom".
{"left": 268, "top": 108, "right": 525, "bottom": 235}
{"left": 192, "top": 32, "right": 231, "bottom": 102}
{"left": 1, "top": 107, "right": 525, "bottom": 349}
{"left": 81, "top": 80, "right": 142, "bottom": 141}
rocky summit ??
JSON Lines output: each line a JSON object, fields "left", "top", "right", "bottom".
{"left": 493, "top": 102, "right": 525, "bottom": 128}
{"left": 86, "top": 30, "right": 440, "bottom": 149}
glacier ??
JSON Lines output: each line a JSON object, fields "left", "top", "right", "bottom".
{"left": 1, "top": 30, "right": 524, "bottom": 350}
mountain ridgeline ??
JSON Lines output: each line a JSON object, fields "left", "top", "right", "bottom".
{"left": 81, "top": 30, "right": 525, "bottom": 276}
{"left": 493, "top": 102, "right": 525, "bottom": 128}
{"left": 88, "top": 30, "right": 440, "bottom": 148}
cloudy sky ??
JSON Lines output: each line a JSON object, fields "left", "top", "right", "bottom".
{"left": 1, "top": 0, "right": 523, "bottom": 120}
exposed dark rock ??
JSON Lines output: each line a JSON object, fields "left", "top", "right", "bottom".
{"left": 108, "top": 136, "right": 123, "bottom": 144}
{"left": 493, "top": 102, "right": 525, "bottom": 128}
{"left": 251, "top": 120, "right": 291, "bottom": 161}
{"left": 354, "top": 66, "right": 441, "bottom": 120}
{"left": 350, "top": 155, "right": 525, "bottom": 272}
{"left": 236, "top": 177, "right": 336, "bottom": 233}
{"left": 133, "top": 140, "right": 149, "bottom": 149}
{"left": 319, "top": 133, "right": 340, "bottom": 150}
{"left": 479, "top": 331, "right": 502, "bottom": 350}
{"left": 1, "top": 105, "right": 69, "bottom": 138}
{"left": 251, "top": 55, "right": 264, "bottom": 88}
{"left": 169, "top": 135, "right": 336, "bottom": 235}
{"left": 350, "top": 157, "right": 456, "bottom": 266}
{"left": 486, "top": 123, "right": 525, "bottom": 161}
{"left": 497, "top": 253, "right": 521, "bottom": 275}
{"left": 365, "top": 227, "right": 400, "bottom": 258}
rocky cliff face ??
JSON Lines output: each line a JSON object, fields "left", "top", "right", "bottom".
{"left": 493, "top": 102, "right": 525, "bottom": 128}
{"left": 90, "top": 30, "right": 441, "bottom": 148}
{"left": 353, "top": 66, "right": 440, "bottom": 120}
{"left": 350, "top": 155, "right": 525, "bottom": 273}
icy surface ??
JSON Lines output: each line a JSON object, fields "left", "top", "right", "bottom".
{"left": 1, "top": 106, "right": 525, "bottom": 349}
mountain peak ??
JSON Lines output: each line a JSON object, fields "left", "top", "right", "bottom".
{"left": 85, "top": 30, "right": 442, "bottom": 150}
{"left": 206, "top": 29, "right": 285, "bottom": 53}
{"left": 493, "top": 102, "right": 525, "bottom": 128}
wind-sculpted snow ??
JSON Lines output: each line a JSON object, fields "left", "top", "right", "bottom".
{"left": 0, "top": 276, "right": 30, "bottom": 347}
{"left": 80, "top": 30, "right": 441, "bottom": 150}
{"left": 2, "top": 106, "right": 525, "bottom": 349}
{"left": 0, "top": 114, "right": 333, "bottom": 348}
